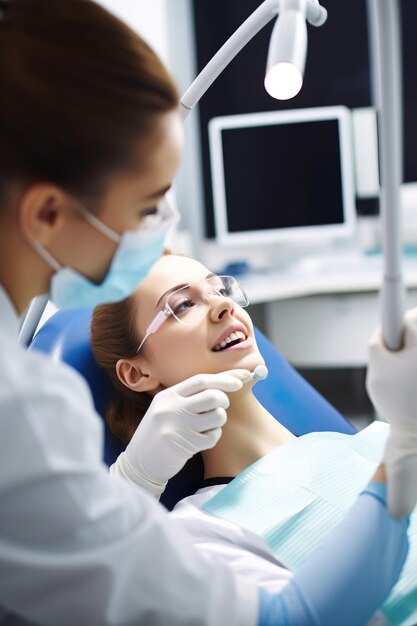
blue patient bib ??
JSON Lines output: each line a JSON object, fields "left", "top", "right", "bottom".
{"left": 203, "top": 422, "right": 417, "bottom": 626}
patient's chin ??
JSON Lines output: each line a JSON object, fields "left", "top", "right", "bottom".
{"left": 220, "top": 351, "right": 264, "bottom": 373}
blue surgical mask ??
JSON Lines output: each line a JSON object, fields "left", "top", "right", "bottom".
{"left": 32, "top": 195, "right": 178, "bottom": 309}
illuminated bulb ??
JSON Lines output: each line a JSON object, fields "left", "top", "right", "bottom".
{"left": 264, "top": 62, "right": 303, "bottom": 100}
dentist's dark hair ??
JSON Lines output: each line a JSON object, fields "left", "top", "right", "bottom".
{"left": 0, "top": 0, "right": 179, "bottom": 203}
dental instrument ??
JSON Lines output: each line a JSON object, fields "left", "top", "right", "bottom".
{"left": 242, "top": 365, "right": 269, "bottom": 386}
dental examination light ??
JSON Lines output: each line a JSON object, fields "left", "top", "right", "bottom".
{"left": 180, "top": 0, "right": 327, "bottom": 121}
{"left": 265, "top": 2, "right": 308, "bottom": 100}
{"left": 368, "top": 0, "right": 405, "bottom": 350}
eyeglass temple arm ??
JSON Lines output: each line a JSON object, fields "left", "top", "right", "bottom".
{"left": 136, "top": 309, "right": 170, "bottom": 353}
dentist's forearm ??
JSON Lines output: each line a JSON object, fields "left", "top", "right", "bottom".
{"left": 258, "top": 482, "right": 408, "bottom": 626}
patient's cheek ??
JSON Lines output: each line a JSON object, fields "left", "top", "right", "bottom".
{"left": 156, "top": 354, "right": 218, "bottom": 387}
{"left": 157, "top": 358, "right": 247, "bottom": 388}
{"left": 158, "top": 364, "right": 205, "bottom": 388}
{"left": 151, "top": 335, "right": 206, "bottom": 385}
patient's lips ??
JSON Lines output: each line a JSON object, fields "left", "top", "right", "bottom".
{"left": 212, "top": 323, "right": 251, "bottom": 352}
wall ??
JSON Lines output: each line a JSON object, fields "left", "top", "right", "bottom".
{"left": 93, "top": 0, "right": 201, "bottom": 255}
{"left": 94, "top": 0, "right": 170, "bottom": 64}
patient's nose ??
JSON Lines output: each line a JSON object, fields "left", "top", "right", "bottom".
{"left": 209, "top": 296, "right": 235, "bottom": 321}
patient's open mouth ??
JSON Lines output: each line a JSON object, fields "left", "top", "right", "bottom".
{"left": 212, "top": 330, "right": 247, "bottom": 352}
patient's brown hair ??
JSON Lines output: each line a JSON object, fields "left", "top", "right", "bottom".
{"left": 91, "top": 294, "right": 153, "bottom": 445}
{"left": 91, "top": 250, "right": 175, "bottom": 444}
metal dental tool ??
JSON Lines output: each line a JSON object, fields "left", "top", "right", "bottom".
{"left": 242, "top": 364, "right": 269, "bottom": 385}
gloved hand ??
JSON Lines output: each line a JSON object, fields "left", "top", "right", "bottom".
{"left": 110, "top": 369, "right": 250, "bottom": 498}
{"left": 366, "top": 306, "right": 417, "bottom": 518}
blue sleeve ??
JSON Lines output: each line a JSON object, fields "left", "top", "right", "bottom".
{"left": 258, "top": 482, "right": 409, "bottom": 626}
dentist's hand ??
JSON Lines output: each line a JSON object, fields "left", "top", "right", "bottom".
{"left": 366, "top": 306, "right": 417, "bottom": 518}
{"left": 110, "top": 369, "right": 250, "bottom": 498}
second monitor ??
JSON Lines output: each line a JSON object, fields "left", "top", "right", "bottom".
{"left": 208, "top": 106, "right": 357, "bottom": 250}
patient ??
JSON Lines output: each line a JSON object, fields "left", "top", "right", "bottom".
{"left": 90, "top": 253, "right": 413, "bottom": 622}
{"left": 91, "top": 252, "right": 296, "bottom": 484}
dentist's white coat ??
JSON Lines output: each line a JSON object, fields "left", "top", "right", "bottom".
{"left": 0, "top": 286, "right": 257, "bottom": 626}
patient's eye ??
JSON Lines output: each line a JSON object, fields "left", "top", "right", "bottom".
{"left": 172, "top": 298, "right": 196, "bottom": 316}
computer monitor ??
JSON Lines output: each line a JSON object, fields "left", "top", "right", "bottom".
{"left": 208, "top": 106, "right": 357, "bottom": 249}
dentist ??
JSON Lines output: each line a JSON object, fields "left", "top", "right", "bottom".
{"left": 0, "top": 1, "right": 412, "bottom": 625}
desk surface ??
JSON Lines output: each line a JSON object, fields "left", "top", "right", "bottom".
{"left": 239, "top": 252, "right": 417, "bottom": 304}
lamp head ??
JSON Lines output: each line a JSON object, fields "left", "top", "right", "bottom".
{"left": 265, "top": 8, "right": 308, "bottom": 100}
{"left": 264, "top": 62, "right": 303, "bottom": 100}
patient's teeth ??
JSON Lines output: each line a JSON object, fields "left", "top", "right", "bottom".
{"left": 213, "top": 329, "right": 247, "bottom": 351}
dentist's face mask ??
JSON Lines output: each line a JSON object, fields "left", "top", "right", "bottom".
{"left": 32, "top": 196, "right": 178, "bottom": 309}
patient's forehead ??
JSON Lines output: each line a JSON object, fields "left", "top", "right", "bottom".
{"left": 137, "top": 255, "right": 211, "bottom": 308}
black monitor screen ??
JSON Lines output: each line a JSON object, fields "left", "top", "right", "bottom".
{"left": 220, "top": 120, "right": 344, "bottom": 234}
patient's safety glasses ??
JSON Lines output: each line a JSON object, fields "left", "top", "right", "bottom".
{"left": 136, "top": 275, "right": 249, "bottom": 353}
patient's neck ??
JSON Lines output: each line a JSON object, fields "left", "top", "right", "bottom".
{"left": 201, "top": 385, "right": 295, "bottom": 480}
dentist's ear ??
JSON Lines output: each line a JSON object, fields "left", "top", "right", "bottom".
{"left": 116, "top": 358, "right": 161, "bottom": 393}
{"left": 19, "top": 184, "right": 70, "bottom": 245}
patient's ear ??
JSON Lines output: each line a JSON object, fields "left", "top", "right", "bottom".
{"left": 116, "top": 358, "right": 161, "bottom": 393}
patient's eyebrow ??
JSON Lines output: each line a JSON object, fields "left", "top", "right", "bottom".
{"left": 155, "top": 273, "right": 216, "bottom": 308}
{"left": 156, "top": 284, "right": 188, "bottom": 308}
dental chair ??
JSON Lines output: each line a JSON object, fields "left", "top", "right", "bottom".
{"left": 29, "top": 307, "right": 356, "bottom": 510}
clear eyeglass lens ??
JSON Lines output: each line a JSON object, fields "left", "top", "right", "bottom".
{"left": 165, "top": 275, "right": 248, "bottom": 326}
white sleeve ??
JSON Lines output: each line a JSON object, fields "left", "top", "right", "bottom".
{"left": 0, "top": 351, "right": 258, "bottom": 626}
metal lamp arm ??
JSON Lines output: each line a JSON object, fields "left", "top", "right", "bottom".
{"left": 369, "top": 0, "right": 405, "bottom": 350}
{"left": 180, "top": 0, "right": 327, "bottom": 121}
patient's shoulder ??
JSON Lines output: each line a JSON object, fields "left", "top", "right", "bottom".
{"left": 173, "top": 484, "right": 228, "bottom": 513}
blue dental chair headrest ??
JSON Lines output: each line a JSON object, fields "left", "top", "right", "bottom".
{"left": 30, "top": 307, "right": 356, "bottom": 510}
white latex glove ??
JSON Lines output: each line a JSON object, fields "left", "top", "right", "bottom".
{"left": 110, "top": 369, "right": 250, "bottom": 498}
{"left": 366, "top": 306, "right": 417, "bottom": 518}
